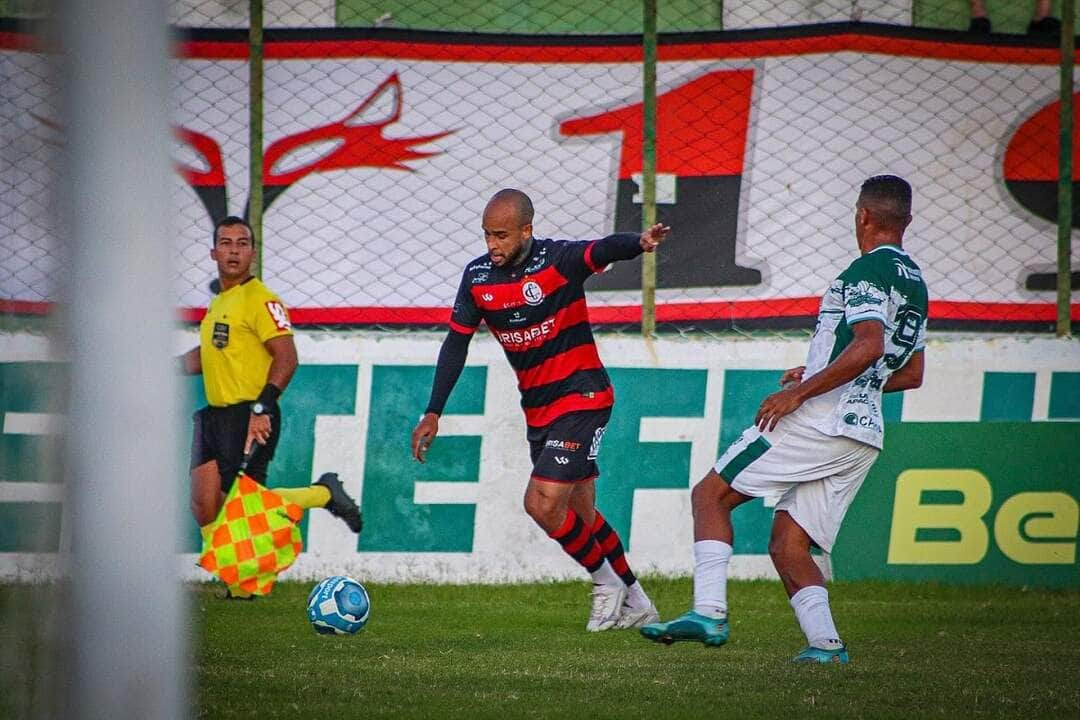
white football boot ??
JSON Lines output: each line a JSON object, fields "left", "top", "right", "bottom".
{"left": 586, "top": 583, "right": 627, "bottom": 632}
{"left": 615, "top": 600, "right": 660, "bottom": 629}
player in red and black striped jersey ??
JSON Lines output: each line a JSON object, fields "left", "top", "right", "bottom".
{"left": 411, "top": 189, "right": 668, "bottom": 631}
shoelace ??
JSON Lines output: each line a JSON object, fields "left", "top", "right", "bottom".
{"left": 589, "top": 586, "right": 621, "bottom": 620}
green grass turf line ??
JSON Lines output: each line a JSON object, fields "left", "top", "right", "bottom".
{"left": 191, "top": 578, "right": 1077, "bottom": 719}
{"left": 3, "top": 578, "right": 1079, "bottom": 718}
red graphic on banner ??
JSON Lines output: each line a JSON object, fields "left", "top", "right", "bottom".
{"left": 560, "top": 70, "right": 759, "bottom": 290}
{"left": 1002, "top": 93, "right": 1080, "bottom": 232}
{"left": 171, "top": 73, "right": 452, "bottom": 221}
{"left": 174, "top": 127, "right": 226, "bottom": 187}
{"left": 263, "top": 73, "right": 452, "bottom": 188}
{"left": 560, "top": 70, "right": 754, "bottom": 178}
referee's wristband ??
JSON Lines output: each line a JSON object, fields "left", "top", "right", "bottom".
{"left": 256, "top": 383, "right": 282, "bottom": 410}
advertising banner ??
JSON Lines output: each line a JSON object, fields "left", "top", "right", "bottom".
{"left": 1, "top": 331, "right": 1077, "bottom": 585}
{"left": 3, "top": 25, "right": 1077, "bottom": 326}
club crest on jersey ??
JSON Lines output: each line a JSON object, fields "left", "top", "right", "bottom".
{"left": 212, "top": 322, "right": 229, "bottom": 349}
{"left": 522, "top": 280, "right": 544, "bottom": 306}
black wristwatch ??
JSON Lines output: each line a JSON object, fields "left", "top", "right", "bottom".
{"left": 251, "top": 402, "right": 268, "bottom": 416}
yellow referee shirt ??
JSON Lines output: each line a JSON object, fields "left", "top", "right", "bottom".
{"left": 199, "top": 278, "right": 293, "bottom": 407}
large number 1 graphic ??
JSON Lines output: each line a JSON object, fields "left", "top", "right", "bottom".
{"left": 559, "top": 70, "right": 761, "bottom": 289}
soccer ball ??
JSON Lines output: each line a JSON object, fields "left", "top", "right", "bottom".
{"left": 306, "top": 575, "right": 371, "bottom": 635}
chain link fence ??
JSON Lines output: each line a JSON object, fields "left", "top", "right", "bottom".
{"left": 2, "top": 1, "right": 1077, "bottom": 336}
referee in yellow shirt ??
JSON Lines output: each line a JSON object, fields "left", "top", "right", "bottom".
{"left": 180, "top": 217, "right": 361, "bottom": 542}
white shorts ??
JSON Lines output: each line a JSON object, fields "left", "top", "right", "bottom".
{"left": 712, "top": 412, "right": 878, "bottom": 552}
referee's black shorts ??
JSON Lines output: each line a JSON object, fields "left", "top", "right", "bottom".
{"left": 190, "top": 402, "right": 282, "bottom": 489}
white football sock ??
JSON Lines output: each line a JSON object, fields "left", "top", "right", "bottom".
{"left": 590, "top": 559, "right": 622, "bottom": 587}
{"left": 790, "top": 585, "right": 843, "bottom": 649}
{"left": 692, "top": 539, "right": 732, "bottom": 619}
{"left": 625, "top": 581, "right": 652, "bottom": 609}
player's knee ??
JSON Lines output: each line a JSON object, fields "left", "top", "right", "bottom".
{"left": 768, "top": 529, "right": 801, "bottom": 567}
{"left": 691, "top": 471, "right": 732, "bottom": 513}
{"left": 525, "top": 493, "right": 569, "bottom": 534}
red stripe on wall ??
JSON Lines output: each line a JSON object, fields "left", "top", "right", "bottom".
{"left": 3, "top": 31, "right": 1058, "bottom": 65}
{"left": 12, "top": 300, "right": 1080, "bottom": 325}
{"left": 0, "top": 299, "right": 51, "bottom": 315}
{"left": 174, "top": 35, "right": 1061, "bottom": 65}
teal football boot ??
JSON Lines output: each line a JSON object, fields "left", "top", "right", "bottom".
{"left": 792, "top": 645, "right": 849, "bottom": 664}
{"left": 640, "top": 610, "right": 729, "bottom": 646}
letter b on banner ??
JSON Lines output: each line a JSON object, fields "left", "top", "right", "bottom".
{"left": 887, "top": 470, "right": 991, "bottom": 565}
{"left": 832, "top": 423, "right": 1080, "bottom": 587}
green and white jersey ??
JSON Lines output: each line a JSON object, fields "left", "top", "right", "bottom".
{"left": 800, "top": 245, "right": 929, "bottom": 449}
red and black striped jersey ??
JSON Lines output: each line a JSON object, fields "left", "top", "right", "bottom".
{"left": 448, "top": 236, "right": 631, "bottom": 428}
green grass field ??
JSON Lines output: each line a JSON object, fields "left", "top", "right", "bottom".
{"left": 3, "top": 577, "right": 1079, "bottom": 718}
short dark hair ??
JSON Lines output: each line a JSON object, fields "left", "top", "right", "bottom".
{"left": 858, "top": 175, "right": 912, "bottom": 229}
{"left": 489, "top": 188, "right": 534, "bottom": 226}
{"left": 212, "top": 216, "right": 254, "bottom": 247}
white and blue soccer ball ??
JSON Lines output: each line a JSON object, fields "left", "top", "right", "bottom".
{"left": 307, "top": 575, "right": 370, "bottom": 635}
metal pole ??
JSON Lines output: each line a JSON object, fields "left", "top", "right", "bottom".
{"left": 641, "top": 0, "right": 658, "bottom": 337}
{"left": 250, "top": 0, "right": 265, "bottom": 278}
{"left": 60, "top": 0, "right": 184, "bottom": 718}
{"left": 1058, "top": 0, "right": 1075, "bottom": 337}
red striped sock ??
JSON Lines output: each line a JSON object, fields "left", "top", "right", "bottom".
{"left": 592, "top": 510, "right": 637, "bottom": 586}
{"left": 549, "top": 509, "right": 604, "bottom": 572}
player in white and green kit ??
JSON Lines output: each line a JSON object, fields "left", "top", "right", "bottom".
{"left": 642, "top": 175, "right": 929, "bottom": 663}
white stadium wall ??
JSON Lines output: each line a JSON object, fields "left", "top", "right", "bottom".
{"left": 2, "top": 330, "right": 1078, "bottom": 587}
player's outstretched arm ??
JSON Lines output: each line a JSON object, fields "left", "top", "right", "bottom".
{"left": 588, "top": 224, "right": 673, "bottom": 269}
{"left": 639, "top": 223, "right": 671, "bottom": 252}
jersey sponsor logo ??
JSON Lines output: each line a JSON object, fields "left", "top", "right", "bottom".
{"left": 846, "top": 280, "right": 886, "bottom": 308}
{"left": 843, "top": 412, "right": 882, "bottom": 432}
{"left": 212, "top": 322, "right": 229, "bottom": 348}
{"left": 894, "top": 262, "right": 922, "bottom": 281}
{"left": 522, "top": 280, "right": 544, "bottom": 306}
{"left": 587, "top": 425, "right": 606, "bottom": 460}
{"left": 524, "top": 248, "right": 548, "bottom": 274}
{"left": 495, "top": 317, "right": 557, "bottom": 348}
{"left": 544, "top": 439, "right": 582, "bottom": 452}
{"left": 853, "top": 374, "right": 884, "bottom": 391}
{"left": 482, "top": 292, "right": 495, "bottom": 302}
{"left": 265, "top": 301, "right": 292, "bottom": 331}
{"left": 471, "top": 273, "right": 489, "bottom": 284}
{"left": 554, "top": 456, "right": 570, "bottom": 465}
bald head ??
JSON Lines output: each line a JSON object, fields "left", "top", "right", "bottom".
{"left": 482, "top": 189, "right": 535, "bottom": 267}
{"left": 486, "top": 188, "right": 534, "bottom": 226}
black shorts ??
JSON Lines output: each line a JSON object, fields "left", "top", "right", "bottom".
{"left": 526, "top": 408, "right": 610, "bottom": 483}
{"left": 190, "top": 402, "right": 281, "bottom": 490}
